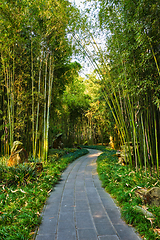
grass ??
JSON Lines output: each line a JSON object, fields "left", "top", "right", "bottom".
{"left": 95, "top": 146, "right": 160, "bottom": 240}
{"left": 0, "top": 148, "right": 89, "bottom": 240}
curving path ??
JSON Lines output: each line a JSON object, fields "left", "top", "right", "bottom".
{"left": 35, "top": 149, "right": 141, "bottom": 240}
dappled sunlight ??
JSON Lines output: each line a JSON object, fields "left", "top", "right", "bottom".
{"left": 89, "top": 162, "right": 97, "bottom": 167}
{"left": 88, "top": 152, "right": 102, "bottom": 158}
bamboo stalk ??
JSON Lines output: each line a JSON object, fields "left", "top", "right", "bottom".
{"left": 31, "top": 37, "right": 35, "bottom": 158}
{"left": 43, "top": 53, "right": 48, "bottom": 160}
{"left": 35, "top": 52, "right": 43, "bottom": 157}
{"left": 154, "top": 111, "right": 159, "bottom": 177}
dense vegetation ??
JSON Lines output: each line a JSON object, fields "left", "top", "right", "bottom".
{"left": 79, "top": 0, "right": 160, "bottom": 175}
{"left": 0, "top": 148, "right": 88, "bottom": 239}
{"left": 0, "top": 0, "right": 81, "bottom": 159}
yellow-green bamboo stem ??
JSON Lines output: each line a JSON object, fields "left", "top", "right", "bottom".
{"left": 31, "top": 37, "right": 35, "bottom": 158}
{"left": 35, "top": 52, "right": 43, "bottom": 157}
{"left": 154, "top": 112, "right": 159, "bottom": 177}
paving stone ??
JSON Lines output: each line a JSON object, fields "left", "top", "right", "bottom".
{"left": 64, "top": 183, "right": 75, "bottom": 189}
{"left": 75, "top": 199, "right": 89, "bottom": 212}
{"left": 36, "top": 216, "right": 57, "bottom": 234}
{"left": 85, "top": 186, "right": 97, "bottom": 193}
{"left": 75, "top": 186, "right": 85, "bottom": 191}
{"left": 75, "top": 191, "right": 87, "bottom": 200}
{"left": 93, "top": 216, "right": 111, "bottom": 224}
{"left": 114, "top": 224, "right": 141, "bottom": 240}
{"left": 76, "top": 211, "right": 95, "bottom": 229}
{"left": 85, "top": 182, "right": 94, "bottom": 187}
{"left": 63, "top": 188, "right": 74, "bottom": 196}
{"left": 45, "top": 194, "right": 61, "bottom": 205}
{"left": 36, "top": 233, "right": 55, "bottom": 240}
{"left": 60, "top": 206, "right": 75, "bottom": 212}
{"left": 75, "top": 182, "right": 85, "bottom": 187}
{"left": 90, "top": 203, "right": 106, "bottom": 216}
{"left": 87, "top": 196, "right": 102, "bottom": 204}
{"left": 58, "top": 220, "right": 75, "bottom": 231}
{"left": 98, "top": 236, "right": 119, "bottom": 240}
{"left": 59, "top": 211, "right": 74, "bottom": 222}
{"left": 61, "top": 197, "right": 74, "bottom": 206}
{"left": 105, "top": 208, "right": 124, "bottom": 225}
{"left": 67, "top": 174, "right": 77, "bottom": 180}
{"left": 78, "top": 229, "right": 97, "bottom": 240}
{"left": 42, "top": 204, "right": 59, "bottom": 217}
{"left": 95, "top": 222, "right": 116, "bottom": 236}
{"left": 101, "top": 197, "right": 118, "bottom": 210}
{"left": 57, "top": 230, "right": 76, "bottom": 240}
{"left": 97, "top": 189, "right": 110, "bottom": 198}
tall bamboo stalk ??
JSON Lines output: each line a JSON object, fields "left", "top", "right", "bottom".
{"left": 45, "top": 55, "right": 54, "bottom": 160}
{"left": 34, "top": 52, "right": 43, "bottom": 157}
{"left": 31, "top": 37, "right": 35, "bottom": 158}
{"left": 43, "top": 53, "right": 48, "bottom": 160}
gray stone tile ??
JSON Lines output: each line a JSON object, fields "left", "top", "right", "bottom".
{"left": 68, "top": 174, "right": 77, "bottom": 180}
{"left": 45, "top": 195, "right": 61, "bottom": 205}
{"left": 36, "top": 216, "right": 57, "bottom": 235}
{"left": 90, "top": 203, "right": 106, "bottom": 216}
{"left": 60, "top": 206, "right": 75, "bottom": 212}
{"left": 59, "top": 211, "right": 74, "bottom": 222}
{"left": 85, "top": 182, "right": 94, "bottom": 187}
{"left": 114, "top": 224, "right": 141, "bottom": 240}
{"left": 97, "top": 189, "right": 110, "bottom": 198}
{"left": 42, "top": 205, "right": 59, "bottom": 217}
{"left": 106, "top": 208, "right": 124, "bottom": 225}
{"left": 85, "top": 186, "right": 97, "bottom": 193}
{"left": 65, "top": 183, "right": 75, "bottom": 189}
{"left": 75, "top": 186, "right": 85, "bottom": 191}
{"left": 57, "top": 230, "right": 76, "bottom": 240}
{"left": 87, "top": 196, "right": 101, "bottom": 204}
{"left": 94, "top": 183, "right": 102, "bottom": 189}
{"left": 75, "top": 183, "right": 85, "bottom": 188}
{"left": 95, "top": 222, "right": 116, "bottom": 236}
{"left": 78, "top": 229, "right": 97, "bottom": 240}
{"left": 75, "top": 191, "right": 87, "bottom": 200}
{"left": 61, "top": 197, "right": 74, "bottom": 206}
{"left": 63, "top": 188, "right": 74, "bottom": 196}
{"left": 98, "top": 236, "right": 119, "bottom": 240}
{"left": 58, "top": 220, "right": 75, "bottom": 231}
{"left": 93, "top": 216, "right": 111, "bottom": 224}
{"left": 75, "top": 200, "right": 89, "bottom": 212}
{"left": 36, "top": 233, "right": 55, "bottom": 240}
{"left": 101, "top": 197, "right": 118, "bottom": 210}
{"left": 76, "top": 211, "right": 94, "bottom": 229}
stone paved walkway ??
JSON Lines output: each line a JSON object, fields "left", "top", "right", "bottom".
{"left": 35, "top": 149, "right": 142, "bottom": 240}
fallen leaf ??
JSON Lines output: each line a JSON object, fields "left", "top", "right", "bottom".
{"left": 142, "top": 205, "right": 148, "bottom": 211}
{"left": 153, "top": 229, "right": 160, "bottom": 235}
{"left": 147, "top": 218, "right": 154, "bottom": 226}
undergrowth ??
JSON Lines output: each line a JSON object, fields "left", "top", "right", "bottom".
{"left": 0, "top": 148, "right": 88, "bottom": 240}
{"left": 96, "top": 146, "right": 160, "bottom": 240}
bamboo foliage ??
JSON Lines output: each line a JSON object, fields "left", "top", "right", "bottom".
{"left": 0, "top": 0, "right": 78, "bottom": 158}
{"left": 82, "top": 0, "right": 160, "bottom": 175}
{"left": 1, "top": 50, "right": 15, "bottom": 152}
{"left": 70, "top": 0, "right": 160, "bottom": 175}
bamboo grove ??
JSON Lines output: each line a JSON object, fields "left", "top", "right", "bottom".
{"left": 82, "top": 0, "right": 160, "bottom": 176}
{"left": 0, "top": 0, "right": 80, "bottom": 159}
{"left": 0, "top": 0, "right": 160, "bottom": 176}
